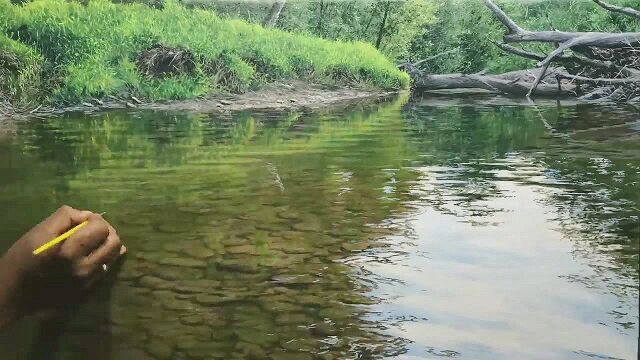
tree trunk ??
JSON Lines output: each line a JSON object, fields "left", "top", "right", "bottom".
{"left": 375, "top": 2, "right": 390, "bottom": 49}
{"left": 481, "top": 0, "right": 640, "bottom": 99}
{"left": 316, "top": 0, "right": 324, "bottom": 35}
{"left": 403, "top": 0, "right": 640, "bottom": 101}
{"left": 409, "top": 72, "right": 573, "bottom": 96}
{"left": 263, "top": 0, "right": 286, "bottom": 28}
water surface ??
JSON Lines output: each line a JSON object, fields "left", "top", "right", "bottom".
{"left": 0, "top": 94, "right": 638, "bottom": 359}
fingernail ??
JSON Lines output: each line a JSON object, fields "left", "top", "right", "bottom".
{"left": 120, "top": 245, "right": 127, "bottom": 255}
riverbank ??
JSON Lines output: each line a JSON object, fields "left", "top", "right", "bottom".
{"left": 0, "top": 82, "right": 401, "bottom": 120}
{"left": 0, "top": 0, "right": 408, "bottom": 111}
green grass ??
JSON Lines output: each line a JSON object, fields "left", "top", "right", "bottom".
{"left": 0, "top": 0, "right": 409, "bottom": 106}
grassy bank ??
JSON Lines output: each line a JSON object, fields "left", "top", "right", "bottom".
{"left": 0, "top": 0, "right": 409, "bottom": 108}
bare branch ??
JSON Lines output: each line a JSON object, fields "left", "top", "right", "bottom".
{"left": 556, "top": 72, "right": 640, "bottom": 85}
{"left": 482, "top": 0, "right": 524, "bottom": 34}
{"left": 593, "top": 0, "right": 640, "bottom": 20}
{"left": 528, "top": 37, "right": 586, "bottom": 96}
{"left": 484, "top": 0, "right": 640, "bottom": 47}
{"left": 494, "top": 42, "right": 640, "bottom": 79}
{"left": 528, "top": 62, "right": 554, "bottom": 97}
{"left": 413, "top": 49, "right": 459, "bottom": 67}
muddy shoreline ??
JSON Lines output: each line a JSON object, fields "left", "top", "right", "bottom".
{"left": 0, "top": 82, "right": 401, "bottom": 121}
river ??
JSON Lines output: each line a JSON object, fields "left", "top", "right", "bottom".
{"left": 0, "top": 94, "right": 637, "bottom": 359}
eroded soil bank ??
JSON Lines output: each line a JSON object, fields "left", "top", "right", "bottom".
{"left": 0, "top": 82, "right": 401, "bottom": 121}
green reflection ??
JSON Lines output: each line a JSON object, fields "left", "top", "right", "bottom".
{"left": 0, "top": 95, "right": 637, "bottom": 359}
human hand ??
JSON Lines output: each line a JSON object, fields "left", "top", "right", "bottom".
{"left": 0, "top": 205, "right": 126, "bottom": 328}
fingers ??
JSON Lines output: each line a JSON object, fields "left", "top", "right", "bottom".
{"left": 84, "top": 225, "right": 126, "bottom": 288}
{"left": 44, "top": 205, "right": 89, "bottom": 234}
{"left": 86, "top": 225, "right": 124, "bottom": 268}
{"left": 59, "top": 213, "right": 110, "bottom": 258}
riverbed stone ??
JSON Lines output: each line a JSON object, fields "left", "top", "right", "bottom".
{"left": 151, "top": 265, "right": 204, "bottom": 281}
{"left": 112, "top": 347, "right": 154, "bottom": 360}
{"left": 280, "top": 338, "right": 317, "bottom": 352}
{"left": 146, "top": 338, "right": 174, "bottom": 359}
{"left": 157, "top": 257, "right": 207, "bottom": 268}
{"left": 180, "top": 314, "right": 204, "bottom": 326}
{"left": 312, "top": 321, "right": 337, "bottom": 336}
{"left": 184, "top": 342, "right": 227, "bottom": 359}
{"left": 270, "top": 350, "right": 312, "bottom": 360}
{"left": 276, "top": 209, "right": 300, "bottom": 220}
{"left": 173, "top": 279, "right": 221, "bottom": 294}
{"left": 157, "top": 222, "right": 187, "bottom": 234}
{"left": 222, "top": 236, "right": 249, "bottom": 247}
{"left": 194, "top": 293, "right": 239, "bottom": 305}
{"left": 341, "top": 241, "right": 371, "bottom": 252}
{"left": 224, "top": 244, "right": 256, "bottom": 255}
{"left": 235, "top": 341, "right": 267, "bottom": 359}
{"left": 139, "top": 275, "right": 172, "bottom": 290}
{"left": 291, "top": 221, "right": 321, "bottom": 232}
{"left": 217, "top": 257, "right": 260, "bottom": 273}
{"left": 233, "top": 328, "right": 278, "bottom": 346}
{"left": 182, "top": 246, "right": 216, "bottom": 259}
{"left": 271, "top": 274, "right": 316, "bottom": 285}
{"left": 162, "top": 297, "right": 194, "bottom": 311}
{"left": 275, "top": 312, "right": 313, "bottom": 326}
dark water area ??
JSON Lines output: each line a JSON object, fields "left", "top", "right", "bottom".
{"left": 0, "top": 94, "right": 638, "bottom": 359}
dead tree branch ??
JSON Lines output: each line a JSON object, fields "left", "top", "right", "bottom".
{"left": 404, "top": 0, "right": 639, "bottom": 102}
{"left": 556, "top": 72, "right": 640, "bottom": 85}
{"left": 483, "top": 0, "right": 640, "bottom": 47}
{"left": 593, "top": 0, "right": 640, "bottom": 19}
{"left": 413, "top": 49, "right": 459, "bottom": 68}
{"left": 399, "top": 64, "right": 572, "bottom": 96}
{"left": 491, "top": 41, "right": 633, "bottom": 75}
{"left": 483, "top": 0, "right": 640, "bottom": 97}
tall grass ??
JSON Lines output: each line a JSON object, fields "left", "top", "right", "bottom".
{"left": 0, "top": 0, "right": 409, "bottom": 105}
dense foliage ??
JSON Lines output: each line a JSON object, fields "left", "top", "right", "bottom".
{"left": 184, "top": 0, "right": 437, "bottom": 61}
{"left": 199, "top": 0, "right": 640, "bottom": 74}
{"left": 0, "top": 0, "right": 408, "bottom": 105}
{"left": 409, "top": 0, "right": 640, "bottom": 74}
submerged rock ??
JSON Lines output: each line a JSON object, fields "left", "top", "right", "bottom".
{"left": 179, "top": 314, "right": 204, "bottom": 326}
{"left": 146, "top": 338, "right": 174, "bottom": 359}
{"left": 340, "top": 241, "right": 371, "bottom": 252}
{"left": 139, "top": 275, "right": 172, "bottom": 290}
{"left": 183, "top": 342, "right": 227, "bottom": 359}
{"left": 236, "top": 341, "right": 267, "bottom": 359}
{"left": 157, "top": 257, "right": 207, "bottom": 268}
{"left": 224, "top": 244, "right": 256, "bottom": 255}
{"left": 270, "top": 350, "right": 313, "bottom": 360}
{"left": 150, "top": 265, "right": 204, "bottom": 281}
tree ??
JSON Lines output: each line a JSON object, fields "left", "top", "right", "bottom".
{"left": 402, "top": 0, "right": 640, "bottom": 102}
{"left": 263, "top": 0, "right": 286, "bottom": 28}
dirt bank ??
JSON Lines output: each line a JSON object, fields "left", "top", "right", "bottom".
{"left": 1, "top": 82, "right": 401, "bottom": 120}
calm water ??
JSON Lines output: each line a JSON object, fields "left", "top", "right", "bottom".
{"left": 0, "top": 94, "right": 638, "bottom": 360}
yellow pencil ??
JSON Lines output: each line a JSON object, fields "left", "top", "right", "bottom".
{"left": 33, "top": 221, "right": 89, "bottom": 255}
{"left": 33, "top": 212, "right": 107, "bottom": 255}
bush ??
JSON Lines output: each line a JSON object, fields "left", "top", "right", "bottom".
{"left": 0, "top": 0, "right": 408, "bottom": 105}
{"left": 0, "top": 34, "right": 43, "bottom": 103}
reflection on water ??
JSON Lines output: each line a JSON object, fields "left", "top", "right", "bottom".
{"left": 0, "top": 94, "right": 637, "bottom": 359}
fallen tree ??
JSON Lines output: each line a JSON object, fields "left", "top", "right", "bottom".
{"left": 402, "top": 0, "right": 640, "bottom": 102}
